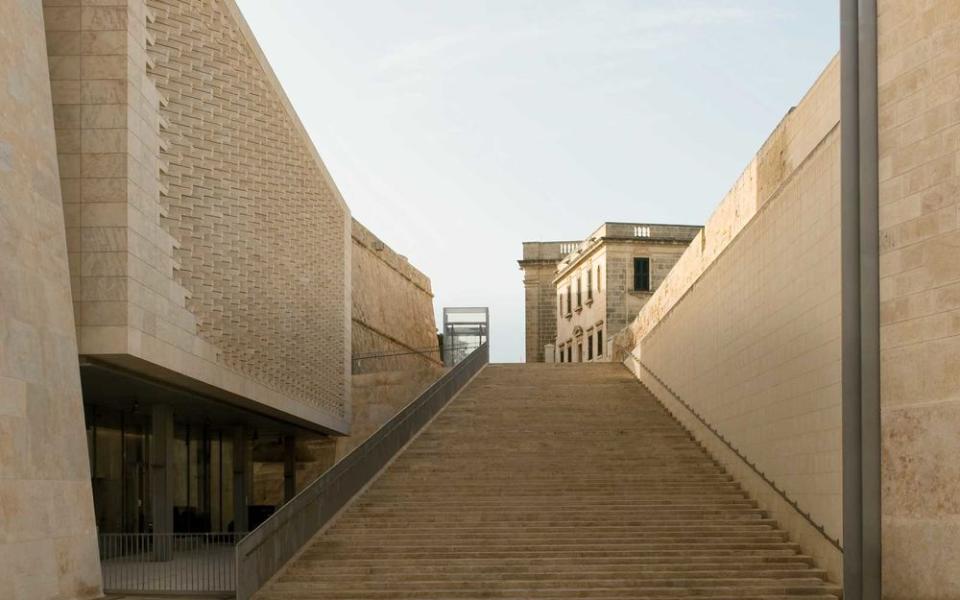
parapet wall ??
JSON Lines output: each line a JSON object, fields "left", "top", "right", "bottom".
{"left": 351, "top": 219, "right": 440, "bottom": 373}
{"left": 617, "top": 55, "right": 843, "bottom": 577}
{"left": 617, "top": 57, "right": 840, "bottom": 350}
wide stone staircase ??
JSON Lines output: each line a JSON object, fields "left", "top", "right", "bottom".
{"left": 255, "top": 363, "right": 841, "bottom": 599}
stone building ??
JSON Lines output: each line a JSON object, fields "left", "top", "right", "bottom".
{"left": 42, "top": 0, "right": 354, "bottom": 546}
{"left": 1, "top": 0, "right": 439, "bottom": 597}
{"left": 255, "top": 218, "right": 441, "bottom": 504}
{"left": 518, "top": 240, "right": 579, "bottom": 362}
{"left": 520, "top": 223, "right": 700, "bottom": 363}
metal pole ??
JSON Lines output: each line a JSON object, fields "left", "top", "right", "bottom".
{"left": 233, "top": 426, "right": 250, "bottom": 533}
{"left": 858, "top": 0, "right": 882, "bottom": 597}
{"left": 841, "top": 0, "right": 881, "bottom": 598}
{"left": 283, "top": 434, "right": 296, "bottom": 503}
{"left": 840, "top": 0, "right": 862, "bottom": 597}
{"left": 150, "top": 403, "right": 175, "bottom": 561}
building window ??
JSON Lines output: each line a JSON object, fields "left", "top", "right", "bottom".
{"left": 567, "top": 346, "right": 572, "bottom": 363}
{"left": 634, "top": 257, "right": 651, "bottom": 292}
{"left": 597, "top": 329, "right": 603, "bottom": 356}
{"left": 559, "top": 346, "right": 564, "bottom": 363}
{"left": 577, "top": 343, "right": 583, "bottom": 362}
{"left": 588, "top": 336, "right": 593, "bottom": 360}
{"left": 587, "top": 269, "right": 593, "bottom": 300}
{"left": 566, "top": 285, "right": 572, "bottom": 314}
{"left": 576, "top": 278, "right": 582, "bottom": 308}
{"left": 597, "top": 265, "right": 602, "bottom": 292}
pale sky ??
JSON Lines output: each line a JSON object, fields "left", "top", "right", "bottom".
{"left": 234, "top": 1, "right": 839, "bottom": 363}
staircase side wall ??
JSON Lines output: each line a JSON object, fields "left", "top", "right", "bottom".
{"left": 618, "top": 56, "right": 844, "bottom": 577}
{"left": 623, "top": 3, "right": 960, "bottom": 595}
{"left": 0, "top": 1, "right": 102, "bottom": 597}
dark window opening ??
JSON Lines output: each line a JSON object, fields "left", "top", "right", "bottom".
{"left": 634, "top": 257, "right": 651, "bottom": 292}
{"left": 588, "top": 336, "right": 593, "bottom": 360}
{"left": 567, "top": 346, "right": 572, "bottom": 363}
{"left": 566, "top": 285, "right": 572, "bottom": 314}
{"left": 576, "top": 278, "right": 582, "bottom": 307}
{"left": 597, "top": 330, "right": 603, "bottom": 356}
{"left": 587, "top": 269, "right": 593, "bottom": 300}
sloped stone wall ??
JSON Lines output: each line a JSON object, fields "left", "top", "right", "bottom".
{"left": 618, "top": 57, "right": 843, "bottom": 579}
{"left": 1, "top": 2, "right": 101, "bottom": 597}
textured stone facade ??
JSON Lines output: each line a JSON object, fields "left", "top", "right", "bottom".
{"left": 43, "top": 0, "right": 352, "bottom": 433}
{"left": 518, "top": 241, "right": 578, "bottom": 362}
{"left": 877, "top": 1, "right": 960, "bottom": 596}
{"left": 351, "top": 219, "right": 440, "bottom": 374}
{"left": 554, "top": 223, "right": 699, "bottom": 363}
{"left": 0, "top": 2, "right": 101, "bottom": 597}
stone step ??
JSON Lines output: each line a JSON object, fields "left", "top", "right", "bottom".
{"left": 281, "top": 566, "right": 829, "bottom": 579}
{"left": 268, "top": 577, "right": 835, "bottom": 591}
{"left": 260, "top": 586, "right": 841, "bottom": 599}
{"left": 280, "top": 555, "right": 821, "bottom": 569}
{"left": 253, "top": 364, "right": 839, "bottom": 600}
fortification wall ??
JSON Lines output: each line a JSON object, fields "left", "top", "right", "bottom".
{"left": 351, "top": 219, "right": 440, "bottom": 373}
{"left": 617, "top": 57, "right": 843, "bottom": 579}
{"left": 0, "top": 2, "right": 101, "bottom": 596}
{"left": 44, "top": 0, "right": 352, "bottom": 432}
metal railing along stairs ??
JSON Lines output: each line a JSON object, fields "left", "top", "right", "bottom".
{"left": 234, "top": 342, "right": 489, "bottom": 599}
{"left": 94, "top": 342, "right": 488, "bottom": 597}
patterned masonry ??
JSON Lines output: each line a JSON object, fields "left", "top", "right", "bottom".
{"left": 145, "top": 0, "right": 349, "bottom": 416}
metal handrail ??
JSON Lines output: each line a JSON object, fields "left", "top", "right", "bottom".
{"left": 235, "top": 342, "right": 489, "bottom": 599}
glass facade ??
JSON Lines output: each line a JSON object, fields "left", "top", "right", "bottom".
{"left": 85, "top": 406, "right": 238, "bottom": 533}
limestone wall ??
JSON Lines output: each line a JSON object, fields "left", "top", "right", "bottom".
{"left": 0, "top": 1, "right": 101, "bottom": 597}
{"left": 636, "top": 129, "right": 842, "bottom": 534}
{"left": 44, "top": 0, "right": 352, "bottom": 433}
{"left": 616, "top": 57, "right": 840, "bottom": 353}
{"left": 519, "top": 241, "right": 577, "bottom": 362}
{"left": 351, "top": 219, "right": 440, "bottom": 373}
{"left": 877, "top": 2, "right": 960, "bottom": 596}
{"left": 618, "top": 56, "right": 843, "bottom": 578}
